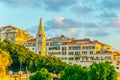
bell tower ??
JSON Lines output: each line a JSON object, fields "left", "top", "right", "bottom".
{"left": 36, "top": 18, "right": 46, "bottom": 56}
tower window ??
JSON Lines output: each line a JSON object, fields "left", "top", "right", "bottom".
{"left": 39, "top": 34, "right": 41, "bottom": 37}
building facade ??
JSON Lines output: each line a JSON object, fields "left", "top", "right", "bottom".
{"left": 0, "top": 25, "right": 32, "bottom": 44}
{"left": 46, "top": 35, "right": 112, "bottom": 64}
{"left": 24, "top": 19, "right": 120, "bottom": 72}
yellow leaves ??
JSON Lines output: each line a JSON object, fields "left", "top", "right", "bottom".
{"left": 0, "top": 49, "right": 12, "bottom": 78}
{"left": 0, "top": 49, "right": 12, "bottom": 67}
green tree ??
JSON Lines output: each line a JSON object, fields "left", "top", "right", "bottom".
{"left": 29, "top": 68, "right": 51, "bottom": 80}
{"left": 59, "top": 64, "right": 88, "bottom": 80}
{"left": 88, "top": 62, "right": 117, "bottom": 80}
{"left": 29, "top": 56, "right": 67, "bottom": 74}
{"left": 0, "top": 39, "right": 37, "bottom": 72}
{"left": 0, "top": 39, "right": 66, "bottom": 73}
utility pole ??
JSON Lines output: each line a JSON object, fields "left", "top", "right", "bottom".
{"left": 19, "top": 61, "right": 22, "bottom": 80}
{"left": 26, "top": 66, "right": 28, "bottom": 80}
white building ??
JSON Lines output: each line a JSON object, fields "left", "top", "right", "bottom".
{"left": 24, "top": 19, "right": 120, "bottom": 72}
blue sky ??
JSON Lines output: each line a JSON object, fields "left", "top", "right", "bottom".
{"left": 0, "top": 0, "right": 120, "bottom": 50}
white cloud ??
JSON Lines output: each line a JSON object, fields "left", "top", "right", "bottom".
{"left": 53, "top": 17, "right": 68, "bottom": 27}
{"left": 86, "top": 27, "right": 110, "bottom": 37}
{"left": 113, "top": 15, "right": 120, "bottom": 28}
{"left": 46, "top": 17, "right": 81, "bottom": 28}
{"left": 68, "top": 28, "right": 78, "bottom": 34}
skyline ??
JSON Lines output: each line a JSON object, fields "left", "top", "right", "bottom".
{"left": 0, "top": 0, "right": 120, "bottom": 50}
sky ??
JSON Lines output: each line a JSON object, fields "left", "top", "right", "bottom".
{"left": 0, "top": 0, "right": 120, "bottom": 50}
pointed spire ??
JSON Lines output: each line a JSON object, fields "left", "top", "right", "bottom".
{"left": 38, "top": 18, "right": 44, "bottom": 34}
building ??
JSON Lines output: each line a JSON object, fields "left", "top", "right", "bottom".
{"left": 24, "top": 18, "right": 120, "bottom": 72}
{"left": 0, "top": 25, "right": 32, "bottom": 44}
{"left": 24, "top": 18, "right": 46, "bottom": 56}
{"left": 46, "top": 35, "right": 112, "bottom": 63}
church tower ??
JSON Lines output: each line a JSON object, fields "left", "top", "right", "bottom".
{"left": 36, "top": 18, "right": 46, "bottom": 56}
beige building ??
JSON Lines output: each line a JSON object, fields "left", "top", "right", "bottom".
{"left": 0, "top": 25, "right": 32, "bottom": 44}
{"left": 24, "top": 19, "right": 120, "bottom": 72}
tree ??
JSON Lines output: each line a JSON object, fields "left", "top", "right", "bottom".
{"left": 88, "top": 62, "right": 117, "bottom": 80}
{"left": 59, "top": 64, "right": 88, "bottom": 80}
{"left": 0, "top": 39, "right": 66, "bottom": 73}
{"left": 29, "top": 56, "right": 67, "bottom": 74}
{"left": 29, "top": 68, "right": 51, "bottom": 80}
{"left": 0, "top": 49, "right": 12, "bottom": 78}
{"left": 0, "top": 39, "right": 37, "bottom": 72}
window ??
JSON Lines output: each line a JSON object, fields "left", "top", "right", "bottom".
{"left": 62, "top": 57, "right": 67, "bottom": 60}
{"left": 90, "top": 51, "right": 93, "bottom": 55}
{"left": 53, "top": 42, "right": 59, "bottom": 46}
{"left": 75, "top": 51, "right": 79, "bottom": 55}
{"left": 46, "top": 43, "right": 49, "bottom": 46}
{"left": 62, "top": 47, "right": 66, "bottom": 51}
{"left": 69, "top": 52, "right": 74, "bottom": 55}
{"left": 62, "top": 52, "right": 66, "bottom": 55}
{"left": 33, "top": 43, "right": 36, "bottom": 46}
{"left": 75, "top": 57, "right": 80, "bottom": 60}
{"left": 10, "top": 38, "right": 15, "bottom": 42}
{"left": 39, "top": 34, "right": 41, "bottom": 37}
{"left": 116, "top": 67, "right": 119, "bottom": 69}
{"left": 69, "top": 57, "right": 73, "bottom": 61}
{"left": 69, "top": 46, "right": 80, "bottom": 50}
{"left": 82, "top": 51, "right": 87, "bottom": 55}
{"left": 62, "top": 42, "right": 68, "bottom": 45}
{"left": 6, "top": 29, "right": 11, "bottom": 32}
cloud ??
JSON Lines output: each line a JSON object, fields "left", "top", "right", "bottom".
{"left": 66, "top": 28, "right": 81, "bottom": 38}
{"left": 82, "top": 22, "right": 98, "bottom": 28}
{"left": 100, "top": 13, "right": 117, "bottom": 19}
{"left": 0, "top": 0, "right": 77, "bottom": 11}
{"left": 0, "top": 0, "right": 41, "bottom": 7}
{"left": 25, "top": 25, "right": 51, "bottom": 37}
{"left": 46, "top": 29, "right": 66, "bottom": 38}
{"left": 86, "top": 28, "right": 110, "bottom": 37}
{"left": 45, "top": 17, "right": 83, "bottom": 38}
{"left": 46, "top": 17, "right": 100, "bottom": 30}
{"left": 67, "top": 28, "right": 78, "bottom": 35}
{"left": 46, "top": 17, "right": 81, "bottom": 29}
{"left": 101, "top": 0, "right": 120, "bottom": 10}
{"left": 46, "top": 28, "right": 81, "bottom": 39}
{"left": 42, "top": 0, "right": 77, "bottom": 11}
{"left": 112, "top": 15, "right": 120, "bottom": 28}
{"left": 71, "top": 2, "right": 94, "bottom": 15}
{"left": 25, "top": 17, "right": 82, "bottom": 38}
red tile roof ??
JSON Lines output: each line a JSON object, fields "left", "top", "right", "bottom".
{"left": 47, "top": 35, "right": 70, "bottom": 41}
{"left": 26, "top": 38, "right": 36, "bottom": 42}
{"left": 69, "top": 38, "right": 94, "bottom": 44}
{"left": 0, "top": 25, "right": 17, "bottom": 30}
{"left": 94, "top": 41, "right": 110, "bottom": 46}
